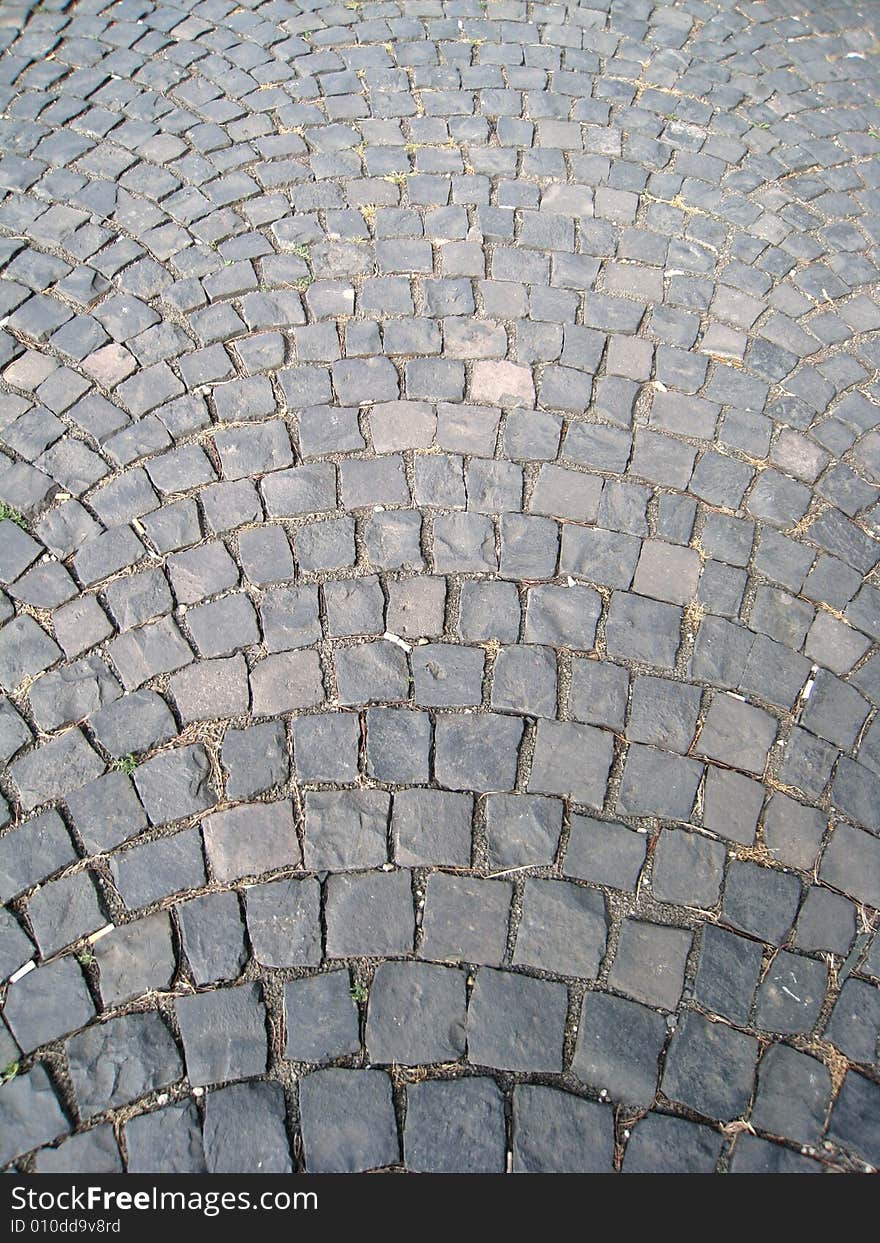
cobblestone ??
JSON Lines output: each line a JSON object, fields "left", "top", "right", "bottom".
{"left": 0, "top": 0, "right": 878, "bottom": 1176}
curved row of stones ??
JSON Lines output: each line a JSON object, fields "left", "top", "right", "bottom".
{"left": 0, "top": 0, "right": 878, "bottom": 1173}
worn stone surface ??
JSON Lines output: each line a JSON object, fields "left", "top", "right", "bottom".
{"left": 175, "top": 982, "right": 267, "bottom": 1089}
{"left": 0, "top": 0, "right": 877, "bottom": 1175}
{"left": 66, "top": 1012, "right": 182, "bottom": 1117}
{"left": 513, "top": 1085, "right": 614, "bottom": 1173}
{"left": 299, "top": 1069, "right": 398, "bottom": 1174}
{"left": 203, "top": 1082, "right": 292, "bottom": 1174}
{"left": 405, "top": 1078, "right": 505, "bottom": 1174}
{"left": 366, "top": 961, "right": 467, "bottom": 1066}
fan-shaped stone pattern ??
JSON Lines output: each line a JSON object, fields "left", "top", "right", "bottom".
{"left": 0, "top": 0, "right": 878, "bottom": 1175}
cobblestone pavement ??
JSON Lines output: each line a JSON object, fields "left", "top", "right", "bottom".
{"left": 0, "top": 0, "right": 878, "bottom": 1177}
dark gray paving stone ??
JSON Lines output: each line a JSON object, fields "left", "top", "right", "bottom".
{"left": 755, "top": 950, "right": 827, "bottom": 1035}
{"left": 323, "top": 577, "right": 384, "bottom": 637}
{"left": 435, "top": 713, "right": 523, "bottom": 792}
{"left": 366, "top": 708, "right": 431, "bottom": 783}
{"left": 512, "top": 1085, "right": 614, "bottom": 1173}
{"left": 295, "top": 514, "right": 352, "bottom": 571}
{"left": 26, "top": 869, "right": 104, "bottom": 957}
{"left": 433, "top": 512, "right": 497, "bottom": 573}
{"left": 334, "top": 639, "right": 409, "bottom": 705}
{"left": 0, "top": 811, "right": 75, "bottom": 903}
{"left": 826, "top": 1070, "right": 880, "bottom": 1167}
{"left": 693, "top": 924, "right": 763, "bottom": 1025}
{"left": 28, "top": 655, "right": 122, "bottom": 733}
{"left": 661, "top": 1010, "right": 759, "bottom": 1121}
{"left": 458, "top": 580, "right": 520, "bottom": 642}
{"left": 695, "top": 693, "right": 777, "bottom": 776}
{"left": 524, "top": 583, "right": 601, "bottom": 649}
{"left": 491, "top": 643, "right": 557, "bottom": 717}
{"left": 729, "top": 1134, "right": 821, "bottom": 1174}
{"left": 564, "top": 815, "right": 647, "bottom": 892}
{"left": 825, "top": 976, "right": 880, "bottom": 1064}
{"left": 299, "top": 1068, "right": 399, "bottom": 1173}
{"left": 794, "top": 887, "right": 856, "bottom": 956}
{"left": 0, "top": 904, "right": 32, "bottom": 979}
{"left": 88, "top": 689, "right": 177, "bottom": 759}
{"left": 386, "top": 576, "right": 446, "bottom": 639}
{"left": 0, "top": 695, "right": 31, "bottom": 764}
{"left": 485, "top": 793, "right": 562, "bottom": 869}
{"left": 623, "top": 1112, "right": 723, "bottom": 1173}
{"left": 820, "top": 821, "right": 880, "bottom": 908}
{"left": 652, "top": 828, "right": 726, "bottom": 909}
{"left": 702, "top": 767, "right": 765, "bottom": 846}
{"left": 303, "top": 789, "right": 389, "bottom": 870}
{"left": 605, "top": 592, "right": 681, "bottom": 669}
{"left": 467, "top": 968, "right": 568, "bottom": 1073}
{"left": 325, "top": 869, "right": 413, "bottom": 958}
{"left": 133, "top": 744, "right": 216, "bottom": 827}
{"left": 293, "top": 711, "right": 360, "bottom": 783}
{"left": 763, "top": 792, "right": 827, "bottom": 871}
{"left": 0, "top": 1065, "right": 70, "bottom": 1167}
{"left": 204, "top": 1081, "right": 292, "bottom": 1174}
{"left": 529, "top": 719, "right": 613, "bottom": 808}
{"left": 513, "top": 878, "right": 607, "bottom": 979}
{"left": 0, "top": 520, "right": 40, "bottom": 584}
{"left": 633, "top": 540, "right": 701, "bottom": 605}
{"left": 284, "top": 970, "right": 360, "bottom": 1063}
{"left": 246, "top": 877, "right": 321, "bottom": 969}
{"left": 251, "top": 649, "right": 324, "bottom": 714}
{"left": 751, "top": 1044, "right": 832, "bottom": 1145}
{"left": 167, "top": 542, "right": 239, "bottom": 605}
{"left": 203, "top": 801, "right": 300, "bottom": 883}
{"left": 33, "top": 1125, "right": 123, "bottom": 1174}
{"left": 125, "top": 1100, "right": 206, "bottom": 1174}
{"left": 722, "top": 860, "right": 802, "bottom": 945}
{"left": 608, "top": 919, "right": 692, "bottom": 1011}
{"left": 617, "top": 744, "right": 703, "bottom": 821}
{"left": 177, "top": 890, "right": 246, "bottom": 986}
{"left": 366, "top": 961, "right": 467, "bottom": 1066}
{"left": 3, "top": 956, "right": 95, "bottom": 1052}
{"left": 628, "top": 676, "right": 701, "bottom": 754}
{"left": 392, "top": 789, "right": 472, "bottom": 867}
{"left": 10, "top": 728, "right": 105, "bottom": 813}
{"left": 109, "top": 827, "right": 206, "bottom": 909}
{"left": 94, "top": 912, "right": 176, "bottom": 1008}
{"left": 222, "top": 721, "right": 289, "bottom": 798}
{"left": 573, "top": 989, "right": 666, "bottom": 1106}
{"left": 800, "top": 669, "right": 870, "bottom": 751}
{"left": 65, "top": 771, "right": 147, "bottom": 854}
{"left": 104, "top": 569, "right": 172, "bottom": 633}
{"left": 421, "top": 873, "right": 511, "bottom": 967}
{"left": 412, "top": 643, "right": 484, "bottom": 707}
{"left": 405, "top": 1077, "right": 505, "bottom": 1174}
{"left": 175, "top": 982, "right": 267, "bottom": 1088}
{"left": 186, "top": 595, "right": 260, "bottom": 658}
{"left": 66, "top": 1011, "right": 182, "bottom": 1116}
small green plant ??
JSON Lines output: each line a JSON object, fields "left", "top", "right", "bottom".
{"left": 350, "top": 982, "right": 369, "bottom": 1003}
{"left": 111, "top": 754, "right": 137, "bottom": 776}
{"left": 0, "top": 502, "right": 26, "bottom": 529}
{"left": 294, "top": 276, "right": 314, "bottom": 292}
{"left": 78, "top": 948, "right": 95, "bottom": 967}
{"left": 1, "top": 1061, "right": 19, "bottom": 1084}
{"left": 755, "top": 121, "right": 770, "bottom": 130}
{"left": 290, "top": 242, "right": 311, "bottom": 262}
